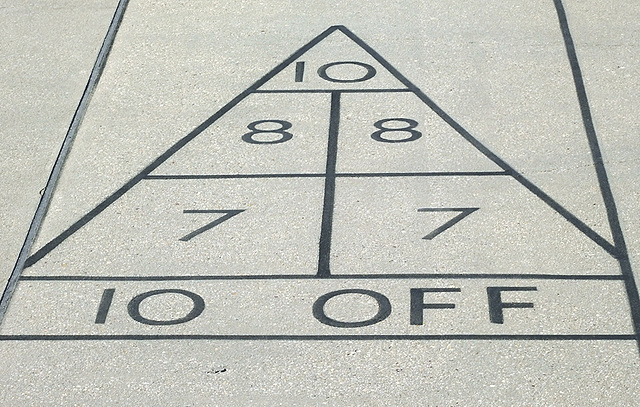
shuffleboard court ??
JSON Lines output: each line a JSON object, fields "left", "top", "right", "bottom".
{"left": 1, "top": 0, "right": 639, "bottom": 404}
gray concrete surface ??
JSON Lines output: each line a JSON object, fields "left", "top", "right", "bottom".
{"left": 1, "top": 0, "right": 639, "bottom": 405}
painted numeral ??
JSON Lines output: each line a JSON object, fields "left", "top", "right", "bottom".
{"left": 371, "top": 118, "right": 422, "bottom": 143}
{"left": 242, "top": 120, "right": 293, "bottom": 144}
{"left": 95, "top": 288, "right": 205, "bottom": 326}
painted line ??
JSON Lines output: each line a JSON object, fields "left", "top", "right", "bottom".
{"left": 0, "top": 0, "right": 131, "bottom": 323}
{"left": 317, "top": 91, "right": 341, "bottom": 277}
{"left": 144, "top": 171, "right": 509, "bottom": 180}
{"left": 19, "top": 274, "right": 626, "bottom": 281}
{"left": 552, "top": 0, "right": 640, "bottom": 354}
{"left": 0, "top": 334, "right": 634, "bottom": 341}
{"left": 253, "top": 88, "right": 412, "bottom": 93}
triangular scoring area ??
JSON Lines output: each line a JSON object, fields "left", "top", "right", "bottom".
{"left": 257, "top": 29, "right": 408, "bottom": 92}
{"left": 23, "top": 25, "right": 617, "bottom": 272}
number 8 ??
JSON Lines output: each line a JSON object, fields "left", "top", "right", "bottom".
{"left": 242, "top": 120, "right": 293, "bottom": 144}
{"left": 371, "top": 118, "right": 422, "bottom": 143}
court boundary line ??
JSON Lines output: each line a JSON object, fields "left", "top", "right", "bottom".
{"left": 0, "top": 0, "right": 131, "bottom": 323}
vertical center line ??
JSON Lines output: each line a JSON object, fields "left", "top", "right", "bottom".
{"left": 317, "top": 91, "right": 341, "bottom": 277}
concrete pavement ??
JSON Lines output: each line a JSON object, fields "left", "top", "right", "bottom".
{"left": 1, "top": 0, "right": 639, "bottom": 405}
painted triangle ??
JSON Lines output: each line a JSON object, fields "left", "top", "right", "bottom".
{"left": 23, "top": 25, "right": 618, "bottom": 275}
{"left": 256, "top": 29, "right": 408, "bottom": 91}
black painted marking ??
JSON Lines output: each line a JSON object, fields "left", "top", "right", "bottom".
{"left": 241, "top": 120, "right": 293, "bottom": 144}
{"left": 317, "top": 61, "right": 376, "bottom": 83}
{"left": 339, "top": 171, "right": 509, "bottom": 178}
{"left": 20, "top": 274, "right": 625, "bottom": 281}
{"left": 94, "top": 288, "right": 115, "bottom": 324}
{"left": 410, "top": 288, "right": 461, "bottom": 325}
{"left": 487, "top": 287, "right": 537, "bottom": 324}
{"left": 295, "top": 61, "right": 305, "bottom": 82}
{"left": 253, "top": 88, "right": 411, "bottom": 93}
{"left": 0, "top": 334, "right": 634, "bottom": 341}
{"left": 127, "top": 289, "right": 205, "bottom": 325}
{"left": 180, "top": 210, "right": 244, "bottom": 241}
{"left": 553, "top": 0, "right": 640, "bottom": 353}
{"left": 371, "top": 118, "right": 422, "bottom": 143}
{"left": 147, "top": 173, "right": 325, "bottom": 180}
{"left": 144, "top": 171, "right": 508, "bottom": 180}
{"left": 0, "top": 0, "right": 131, "bottom": 322}
{"left": 317, "top": 91, "right": 340, "bottom": 278}
{"left": 313, "top": 289, "right": 392, "bottom": 328}
{"left": 418, "top": 208, "right": 479, "bottom": 240}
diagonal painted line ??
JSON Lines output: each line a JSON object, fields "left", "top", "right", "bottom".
{"left": 418, "top": 207, "right": 479, "bottom": 240}
{"left": 552, "top": 0, "right": 640, "bottom": 354}
{"left": 179, "top": 210, "right": 244, "bottom": 241}
{"left": 335, "top": 25, "right": 619, "bottom": 258}
{"left": 0, "top": 0, "right": 131, "bottom": 324}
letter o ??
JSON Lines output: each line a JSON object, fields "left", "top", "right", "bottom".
{"left": 312, "top": 289, "right": 391, "bottom": 328}
{"left": 317, "top": 61, "right": 377, "bottom": 83}
{"left": 128, "top": 289, "right": 205, "bottom": 325}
